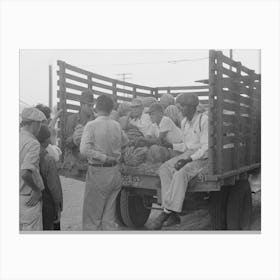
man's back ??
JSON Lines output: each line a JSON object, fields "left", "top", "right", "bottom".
{"left": 80, "top": 116, "right": 128, "bottom": 163}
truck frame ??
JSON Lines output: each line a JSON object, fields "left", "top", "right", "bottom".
{"left": 57, "top": 50, "right": 261, "bottom": 230}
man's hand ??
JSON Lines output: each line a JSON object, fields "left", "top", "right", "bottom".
{"left": 174, "top": 157, "right": 192, "bottom": 171}
{"left": 54, "top": 210, "right": 61, "bottom": 224}
{"left": 26, "top": 189, "right": 42, "bottom": 207}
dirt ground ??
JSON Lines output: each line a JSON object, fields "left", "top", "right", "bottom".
{"left": 60, "top": 174, "right": 261, "bottom": 231}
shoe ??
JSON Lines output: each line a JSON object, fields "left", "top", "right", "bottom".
{"left": 163, "top": 213, "right": 181, "bottom": 227}
{"left": 149, "top": 212, "right": 171, "bottom": 230}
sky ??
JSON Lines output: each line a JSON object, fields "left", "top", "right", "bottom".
{"left": 19, "top": 49, "right": 260, "bottom": 110}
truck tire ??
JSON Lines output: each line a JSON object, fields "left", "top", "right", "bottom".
{"left": 209, "top": 186, "right": 229, "bottom": 230}
{"left": 119, "top": 188, "right": 151, "bottom": 228}
{"left": 227, "top": 179, "right": 252, "bottom": 230}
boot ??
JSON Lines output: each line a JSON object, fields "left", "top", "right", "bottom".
{"left": 163, "top": 213, "right": 181, "bottom": 227}
{"left": 149, "top": 211, "right": 170, "bottom": 230}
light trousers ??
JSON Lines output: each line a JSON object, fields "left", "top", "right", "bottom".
{"left": 20, "top": 195, "right": 43, "bottom": 231}
{"left": 159, "top": 150, "right": 208, "bottom": 212}
{"left": 83, "top": 165, "right": 122, "bottom": 230}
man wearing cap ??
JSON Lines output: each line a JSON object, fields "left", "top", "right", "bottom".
{"left": 63, "top": 90, "right": 95, "bottom": 176}
{"left": 20, "top": 107, "right": 46, "bottom": 231}
{"left": 149, "top": 94, "right": 208, "bottom": 230}
{"left": 122, "top": 98, "right": 158, "bottom": 138}
{"left": 146, "top": 102, "right": 182, "bottom": 146}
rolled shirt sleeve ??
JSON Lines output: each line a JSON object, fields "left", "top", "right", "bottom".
{"left": 121, "top": 130, "right": 129, "bottom": 147}
{"left": 80, "top": 122, "right": 107, "bottom": 163}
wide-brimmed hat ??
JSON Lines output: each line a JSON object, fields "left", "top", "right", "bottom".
{"left": 21, "top": 107, "right": 47, "bottom": 122}
{"left": 80, "top": 90, "right": 94, "bottom": 105}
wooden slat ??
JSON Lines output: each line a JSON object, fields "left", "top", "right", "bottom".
{"left": 169, "top": 91, "right": 209, "bottom": 97}
{"left": 91, "top": 80, "right": 113, "bottom": 91}
{"left": 221, "top": 53, "right": 238, "bottom": 67}
{"left": 63, "top": 61, "right": 97, "bottom": 78}
{"left": 117, "top": 81, "right": 153, "bottom": 91}
{"left": 223, "top": 113, "right": 236, "bottom": 124}
{"left": 240, "top": 105, "right": 251, "bottom": 115}
{"left": 156, "top": 85, "right": 209, "bottom": 91}
{"left": 208, "top": 50, "right": 216, "bottom": 175}
{"left": 62, "top": 81, "right": 88, "bottom": 92}
{"left": 222, "top": 147, "right": 235, "bottom": 172}
{"left": 216, "top": 51, "right": 224, "bottom": 174}
{"left": 223, "top": 101, "right": 237, "bottom": 112}
{"left": 223, "top": 124, "right": 235, "bottom": 134}
{"left": 222, "top": 67, "right": 237, "bottom": 79}
{"left": 58, "top": 71, "right": 89, "bottom": 85}
{"left": 57, "top": 102, "right": 80, "bottom": 112}
{"left": 223, "top": 135, "right": 236, "bottom": 145}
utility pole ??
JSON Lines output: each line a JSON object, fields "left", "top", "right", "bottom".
{"left": 49, "top": 65, "right": 53, "bottom": 109}
{"left": 116, "top": 73, "right": 132, "bottom": 97}
{"left": 116, "top": 73, "right": 132, "bottom": 86}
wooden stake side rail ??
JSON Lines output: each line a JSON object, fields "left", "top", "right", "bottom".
{"left": 57, "top": 50, "right": 261, "bottom": 186}
{"left": 208, "top": 51, "right": 261, "bottom": 178}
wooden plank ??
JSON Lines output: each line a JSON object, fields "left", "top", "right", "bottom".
{"left": 223, "top": 135, "right": 236, "bottom": 145}
{"left": 62, "top": 81, "right": 89, "bottom": 92}
{"left": 240, "top": 105, "right": 251, "bottom": 115}
{"left": 169, "top": 91, "right": 209, "bottom": 97}
{"left": 223, "top": 101, "right": 237, "bottom": 112}
{"left": 216, "top": 51, "right": 224, "bottom": 174}
{"left": 156, "top": 85, "right": 209, "bottom": 91}
{"left": 58, "top": 71, "right": 89, "bottom": 85}
{"left": 57, "top": 61, "right": 67, "bottom": 162}
{"left": 117, "top": 80, "right": 154, "bottom": 91}
{"left": 222, "top": 67, "right": 237, "bottom": 79}
{"left": 63, "top": 61, "right": 98, "bottom": 78}
{"left": 117, "top": 87, "right": 149, "bottom": 98}
{"left": 91, "top": 80, "right": 113, "bottom": 91}
{"left": 223, "top": 124, "right": 235, "bottom": 134}
{"left": 222, "top": 147, "right": 235, "bottom": 172}
{"left": 223, "top": 113, "right": 236, "bottom": 124}
{"left": 221, "top": 53, "right": 238, "bottom": 67}
{"left": 208, "top": 50, "right": 217, "bottom": 175}
{"left": 58, "top": 102, "right": 80, "bottom": 111}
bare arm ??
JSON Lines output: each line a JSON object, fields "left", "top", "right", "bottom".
{"left": 21, "top": 170, "right": 41, "bottom": 192}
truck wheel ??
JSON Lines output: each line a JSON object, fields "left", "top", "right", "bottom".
{"left": 209, "top": 186, "right": 229, "bottom": 230}
{"left": 119, "top": 188, "right": 151, "bottom": 228}
{"left": 227, "top": 180, "right": 252, "bottom": 230}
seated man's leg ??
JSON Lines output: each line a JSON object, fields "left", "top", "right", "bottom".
{"left": 159, "top": 152, "right": 188, "bottom": 209}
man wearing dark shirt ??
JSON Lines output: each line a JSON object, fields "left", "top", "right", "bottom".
{"left": 37, "top": 125, "right": 63, "bottom": 230}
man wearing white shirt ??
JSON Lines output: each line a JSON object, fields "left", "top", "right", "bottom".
{"left": 146, "top": 102, "right": 182, "bottom": 145}
{"left": 149, "top": 94, "right": 208, "bottom": 230}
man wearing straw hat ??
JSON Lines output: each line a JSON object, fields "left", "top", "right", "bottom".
{"left": 19, "top": 107, "right": 46, "bottom": 231}
{"left": 149, "top": 93, "right": 209, "bottom": 230}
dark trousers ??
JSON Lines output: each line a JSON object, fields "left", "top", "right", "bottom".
{"left": 42, "top": 191, "right": 60, "bottom": 230}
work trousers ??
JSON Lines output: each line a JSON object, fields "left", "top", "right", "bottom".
{"left": 42, "top": 191, "right": 56, "bottom": 230}
{"left": 82, "top": 165, "right": 122, "bottom": 230}
{"left": 20, "top": 195, "right": 43, "bottom": 231}
{"left": 159, "top": 150, "right": 208, "bottom": 213}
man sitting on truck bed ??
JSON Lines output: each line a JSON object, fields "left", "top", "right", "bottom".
{"left": 121, "top": 98, "right": 158, "bottom": 138}
{"left": 149, "top": 93, "right": 208, "bottom": 230}
{"left": 63, "top": 90, "right": 95, "bottom": 176}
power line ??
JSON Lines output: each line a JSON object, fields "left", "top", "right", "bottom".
{"left": 79, "top": 56, "right": 209, "bottom": 68}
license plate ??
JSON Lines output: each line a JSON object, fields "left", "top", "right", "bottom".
{"left": 122, "top": 175, "right": 141, "bottom": 187}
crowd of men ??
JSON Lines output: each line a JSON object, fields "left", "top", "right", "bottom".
{"left": 19, "top": 90, "right": 208, "bottom": 231}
